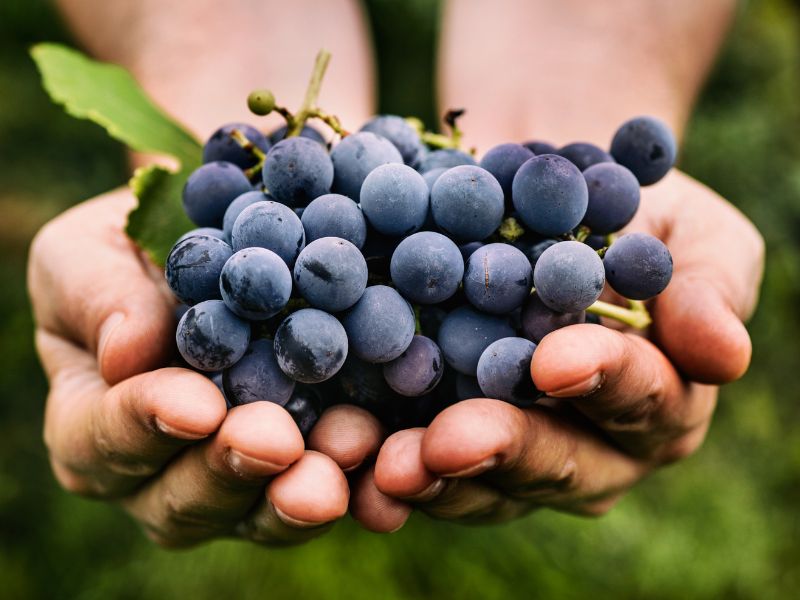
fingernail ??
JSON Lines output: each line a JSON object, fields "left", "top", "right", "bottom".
{"left": 273, "top": 505, "right": 322, "bottom": 529}
{"left": 405, "top": 478, "right": 445, "bottom": 501}
{"left": 226, "top": 449, "right": 287, "bottom": 477}
{"left": 97, "top": 312, "right": 125, "bottom": 360}
{"left": 442, "top": 456, "right": 498, "bottom": 478}
{"left": 547, "top": 372, "right": 603, "bottom": 398}
{"left": 154, "top": 417, "right": 208, "bottom": 440}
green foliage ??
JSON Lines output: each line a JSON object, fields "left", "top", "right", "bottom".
{"left": 30, "top": 42, "right": 201, "bottom": 264}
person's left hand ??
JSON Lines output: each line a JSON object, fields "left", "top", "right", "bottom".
{"left": 347, "top": 170, "right": 764, "bottom": 531}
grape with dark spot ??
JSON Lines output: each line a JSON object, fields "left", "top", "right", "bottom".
{"left": 274, "top": 308, "right": 348, "bottom": 383}
{"left": 477, "top": 337, "right": 541, "bottom": 407}
{"left": 223, "top": 339, "right": 295, "bottom": 406}
{"left": 293, "top": 237, "right": 368, "bottom": 312}
{"left": 176, "top": 300, "right": 250, "bottom": 372}
{"left": 166, "top": 235, "right": 232, "bottom": 305}
{"left": 383, "top": 335, "right": 444, "bottom": 397}
{"left": 219, "top": 247, "right": 292, "bottom": 320}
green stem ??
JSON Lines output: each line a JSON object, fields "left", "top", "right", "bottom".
{"left": 274, "top": 105, "right": 294, "bottom": 124}
{"left": 308, "top": 108, "right": 349, "bottom": 137}
{"left": 287, "top": 49, "right": 332, "bottom": 137}
{"left": 420, "top": 131, "right": 458, "bottom": 149}
{"left": 586, "top": 300, "right": 652, "bottom": 329}
{"left": 229, "top": 128, "right": 267, "bottom": 161}
{"left": 575, "top": 225, "right": 591, "bottom": 242}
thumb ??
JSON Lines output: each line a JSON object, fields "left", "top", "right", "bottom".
{"left": 29, "top": 190, "right": 175, "bottom": 384}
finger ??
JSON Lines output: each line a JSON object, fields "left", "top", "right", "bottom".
{"left": 123, "top": 401, "right": 305, "bottom": 547}
{"left": 237, "top": 451, "right": 349, "bottom": 546}
{"left": 531, "top": 324, "right": 717, "bottom": 458}
{"left": 640, "top": 172, "right": 764, "bottom": 383}
{"left": 421, "top": 399, "right": 648, "bottom": 509}
{"left": 307, "top": 404, "right": 385, "bottom": 472}
{"left": 29, "top": 190, "right": 174, "bottom": 384}
{"left": 349, "top": 466, "right": 412, "bottom": 533}
{"left": 374, "top": 429, "right": 528, "bottom": 523}
{"left": 38, "top": 329, "right": 226, "bottom": 497}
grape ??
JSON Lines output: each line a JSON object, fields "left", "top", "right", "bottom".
{"left": 176, "top": 300, "right": 250, "bottom": 372}
{"left": 455, "top": 373, "right": 484, "bottom": 401}
{"left": 522, "top": 140, "right": 557, "bottom": 155}
{"left": 361, "top": 225, "right": 401, "bottom": 278}
{"left": 476, "top": 337, "right": 540, "bottom": 407}
{"left": 247, "top": 90, "right": 276, "bottom": 116}
{"left": 342, "top": 285, "right": 415, "bottom": 363}
{"left": 231, "top": 200, "right": 305, "bottom": 265}
{"left": 360, "top": 163, "right": 429, "bottom": 236}
{"left": 516, "top": 238, "right": 559, "bottom": 269}
{"left": 520, "top": 293, "right": 586, "bottom": 343}
{"left": 202, "top": 123, "right": 270, "bottom": 169}
{"left": 283, "top": 385, "right": 324, "bottom": 437}
{"left": 463, "top": 243, "right": 532, "bottom": 314}
{"left": 533, "top": 241, "right": 605, "bottom": 312}
{"left": 511, "top": 155, "right": 588, "bottom": 236}
{"left": 293, "top": 237, "right": 368, "bottom": 312}
{"left": 581, "top": 163, "right": 641, "bottom": 234}
{"left": 610, "top": 116, "right": 676, "bottom": 185}
{"left": 330, "top": 132, "right": 403, "bottom": 199}
{"left": 437, "top": 306, "right": 515, "bottom": 375}
{"left": 262, "top": 137, "right": 334, "bottom": 207}
{"left": 183, "top": 161, "right": 252, "bottom": 227}
{"left": 479, "top": 143, "right": 535, "bottom": 201}
{"left": 390, "top": 231, "right": 464, "bottom": 304}
{"left": 419, "top": 148, "right": 476, "bottom": 173}
{"left": 222, "top": 190, "right": 269, "bottom": 240}
{"left": 222, "top": 339, "right": 295, "bottom": 406}
{"left": 360, "top": 115, "right": 424, "bottom": 167}
{"left": 301, "top": 193, "right": 367, "bottom": 248}
{"left": 267, "top": 124, "right": 326, "bottom": 146}
{"left": 176, "top": 227, "right": 227, "bottom": 244}
{"left": 422, "top": 167, "right": 448, "bottom": 191}
{"left": 458, "top": 241, "right": 483, "bottom": 261}
{"left": 556, "top": 142, "right": 614, "bottom": 171}
{"left": 603, "top": 232, "right": 673, "bottom": 299}
{"left": 431, "top": 165, "right": 504, "bottom": 241}
{"left": 335, "top": 354, "right": 402, "bottom": 416}
{"left": 584, "top": 233, "right": 607, "bottom": 250}
{"left": 274, "top": 308, "right": 348, "bottom": 383}
{"left": 585, "top": 312, "right": 602, "bottom": 325}
{"left": 166, "top": 235, "right": 232, "bottom": 305}
{"left": 418, "top": 306, "right": 448, "bottom": 339}
{"left": 219, "top": 247, "right": 292, "bottom": 320}
{"left": 383, "top": 335, "right": 444, "bottom": 397}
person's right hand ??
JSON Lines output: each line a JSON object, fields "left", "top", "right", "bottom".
{"left": 28, "top": 189, "right": 385, "bottom": 547}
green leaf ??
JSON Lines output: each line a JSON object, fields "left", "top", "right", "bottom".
{"left": 31, "top": 43, "right": 203, "bottom": 266}
{"left": 30, "top": 43, "right": 201, "bottom": 167}
{"left": 127, "top": 165, "right": 194, "bottom": 266}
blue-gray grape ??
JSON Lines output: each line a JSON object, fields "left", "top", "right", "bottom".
{"left": 360, "top": 115, "right": 424, "bottom": 167}
{"left": 520, "top": 293, "right": 586, "bottom": 343}
{"left": 582, "top": 163, "right": 641, "bottom": 234}
{"left": 463, "top": 243, "right": 532, "bottom": 314}
{"left": 176, "top": 300, "right": 250, "bottom": 371}
{"left": 283, "top": 385, "right": 324, "bottom": 437}
{"left": 419, "top": 149, "right": 476, "bottom": 172}
{"left": 177, "top": 227, "right": 227, "bottom": 244}
{"left": 431, "top": 165, "right": 504, "bottom": 241}
{"left": 512, "top": 155, "right": 588, "bottom": 236}
{"left": 183, "top": 161, "right": 252, "bottom": 227}
{"left": 267, "top": 124, "right": 326, "bottom": 146}
{"left": 522, "top": 140, "right": 557, "bottom": 155}
{"left": 231, "top": 200, "right": 305, "bottom": 265}
{"left": 274, "top": 308, "right": 348, "bottom": 383}
{"left": 166, "top": 235, "right": 232, "bottom": 305}
{"left": 476, "top": 337, "right": 540, "bottom": 407}
{"left": 455, "top": 373, "right": 484, "bottom": 401}
{"left": 300, "top": 193, "right": 367, "bottom": 248}
{"left": 203, "top": 123, "right": 270, "bottom": 169}
{"left": 390, "top": 231, "right": 464, "bottom": 304}
{"left": 293, "top": 237, "right": 368, "bottom": 312}
{"left": 479, "top": 143, "right": 535, "bottom": 202}
{"left": 360, "top": 163, "right": 429, "bottom": 236}
{"left": 610, "top": 116, "right": 676, "bottom": 185}
{"left": 533, "top": 241, "right": 605, "bottom": 312}
{"left": 382, "top": 335, "right": 444, "bottom": 397}
{"left": 330, "top": 132, "right": 402, "bottom": 199}
{"left": 437, "top": 306, "right": 515, "bottom": 375}
{"left": 219, "top": 247, "right": 292, "bottom": 320}
{"left": 422, "top": 167, "right": 448, "bottom": 191}
{"left": 556, "top": 142, "right": 614, "bottom": 171}
{"left": 223, "top": 339, "right": 295, "bottom": 406}
{"left": 262, "top": 137, "right": 334, "bottom": 207}
{"left": 342, "top": 285, "right": 415, "bottom": 363}
{"left": 222, "top": 191, "right": 269, "bottom": 240}
{"left": 603, "top": 232, "right": 673, "bottom": 299}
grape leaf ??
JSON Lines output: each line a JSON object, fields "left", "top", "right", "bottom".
{"left": 31, "top": 43, "right": 203, "bottom": 265}
{"left": 127, "top": 165, "right": 194, "bottom": 265}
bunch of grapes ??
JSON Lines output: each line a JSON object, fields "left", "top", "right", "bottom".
{"left": 166, "top": 55, "right": 675, "bottom": 437}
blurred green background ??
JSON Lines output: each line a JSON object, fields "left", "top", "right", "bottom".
{"left": 1, "top": 0, "right": 799, "bottom": 598}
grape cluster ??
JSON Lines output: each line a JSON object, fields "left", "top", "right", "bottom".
{"left": 167, "top": 106, "right": 676, "bottom": 436}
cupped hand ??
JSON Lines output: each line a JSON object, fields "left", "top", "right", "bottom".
{"left": 351, "top": 170, "right": 764, "bottom": 531}
{"left": 28, "top": 189, "right": 384, "bottom": 547}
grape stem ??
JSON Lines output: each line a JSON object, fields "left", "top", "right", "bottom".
{"left": 587, "top": 299, "right": 652, "bottom": 329}
{"left": 287, "top": 49, "right": 332, "bottom": 137}
{"left": 229, "top": 128, "right": 267, "bottom": 161}
{"left": 307, "top": 108, "right": 349, "bottom": 137}
{"left": 575, "top": 226, "right": 591, "bottom": 242}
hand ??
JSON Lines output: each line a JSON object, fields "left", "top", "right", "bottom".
{"left": 28, "top": 189, "right": 384, "bottom": 546}
{"left": 349, "top": 170, "right": 764, "bottom": 531}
